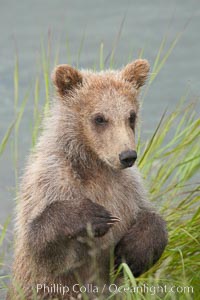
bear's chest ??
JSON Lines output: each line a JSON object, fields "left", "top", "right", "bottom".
{"left": 82, "top": 171, "right": 139, "bottom": 246}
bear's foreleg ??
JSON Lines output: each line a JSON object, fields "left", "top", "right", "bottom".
{"left": 27, "top": 198, "right": 119, "bottom": 257}
{"left": 114, "top": 210, "right": 168, "bottom": 277}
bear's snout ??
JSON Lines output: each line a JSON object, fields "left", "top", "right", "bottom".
{"left": 119, "top": 150, "right": 137, "bottom": 168}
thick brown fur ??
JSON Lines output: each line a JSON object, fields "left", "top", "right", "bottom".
{"left": 7, "top": 60, "right": 167, "bottom": 300}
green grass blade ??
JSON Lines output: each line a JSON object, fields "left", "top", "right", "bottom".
{"left": 0, "top": 121, "right": 15, "bottom": 156}
{"left": 0, "top": 217, "right": 10, "bottom": 246}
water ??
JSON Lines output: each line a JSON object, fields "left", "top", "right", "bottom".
{"left": 0, "top": 0, "right": 200, "bottom": 223}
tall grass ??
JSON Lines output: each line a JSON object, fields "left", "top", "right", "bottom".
{"left": 0, "top": 31, "right": 199, "bottom": 300}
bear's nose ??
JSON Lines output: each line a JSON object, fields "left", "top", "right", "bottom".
{"left": 119, "top": 150, "right": 137, "bottom": 168}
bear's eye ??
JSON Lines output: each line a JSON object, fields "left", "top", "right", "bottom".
{"left": 129, "top": 112, "right": 136, "bottom": 128}
{"left": 94, "top": 115, "right": 107, "bottom": 125}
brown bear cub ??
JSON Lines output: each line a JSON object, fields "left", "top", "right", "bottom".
{"left": 7, "top": 60, "right": 168, "bottom": 300}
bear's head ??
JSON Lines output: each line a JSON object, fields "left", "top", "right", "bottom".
{"left": 51, "top": 60, "right": 150, "bottom": 171}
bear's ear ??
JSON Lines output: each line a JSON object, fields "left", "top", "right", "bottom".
{"left": 121, "top": 59, "right": 150, "bottom": 89}
{"left": 51, "top": 64, "right": 82, "bottom": 96}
